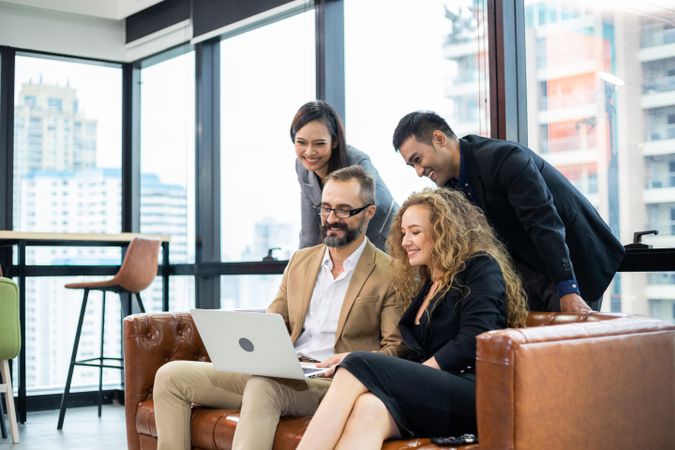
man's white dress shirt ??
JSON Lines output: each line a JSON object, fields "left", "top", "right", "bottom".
{"left": 294, "top": 238, "right": 368, "bottom": 362}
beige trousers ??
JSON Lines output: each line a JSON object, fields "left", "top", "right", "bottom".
{"left": 153, "top": 360, "right": 331, "bottom": 450}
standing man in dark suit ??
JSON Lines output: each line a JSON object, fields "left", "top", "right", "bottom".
{"left": 392, "top": 111, "right": 624, "bottom": 312}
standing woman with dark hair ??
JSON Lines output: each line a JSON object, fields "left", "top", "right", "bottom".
{"left": 291, "top": 100, "right": 398, "bottom": 251}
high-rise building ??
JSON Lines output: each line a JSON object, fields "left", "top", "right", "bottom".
{"left": 524, "top": 1, "right": 675, "bottom": 321}
{"left": 442, "top": 3, "right": 490, "bottom": 136}
{"left": 443, "top": 1, "right": 675, "bottom": 322}
{"left": 14, "top": 82, "right": 190, "bottom": 389}
{"left": 639, "top": 14, "right": 675, "bottom": 320}
{"left": 14, "top": 81, "right": 97, "bottom": 175}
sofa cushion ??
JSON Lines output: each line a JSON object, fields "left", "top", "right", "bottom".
{"left": 136, "top": 399, "right": 310, "bottom": 450}
{"left": 128, "top": 312, "right": 647, "bottom": 450}
{"left": 135, "top": 399, "right": 480, "bottom": 449}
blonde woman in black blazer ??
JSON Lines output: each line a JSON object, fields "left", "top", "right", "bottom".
{"left": 297, "top": 188, "right": 529, "bottom": 449}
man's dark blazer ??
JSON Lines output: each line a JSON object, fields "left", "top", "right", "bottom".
{"left": 454, "top": 135, "right": 624, "bottom": 306}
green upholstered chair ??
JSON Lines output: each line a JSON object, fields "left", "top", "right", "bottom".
{"left": 0, "top": 277, "right": 20, "bottom": 444}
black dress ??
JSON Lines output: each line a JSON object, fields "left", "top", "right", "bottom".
{"left": 338, "top": 254, "right": 507, "bottom": 437}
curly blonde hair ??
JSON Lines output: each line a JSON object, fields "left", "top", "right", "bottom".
{"left": 386, "top": 188, "right": 528, "bottom": 328}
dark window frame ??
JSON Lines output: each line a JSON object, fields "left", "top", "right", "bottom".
{"left": 1, "top": 0, "right": 675, "bottom": 417}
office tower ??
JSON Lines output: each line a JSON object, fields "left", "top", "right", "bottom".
{"left": 442, "top": 3, "right": 490, "bottom": 136}
{"left": 14, "top": 82, "right": 189, "bottom": 389}
{"left": 523, "top": 1, "right": 674, "bottom": 320}
{"left": 639, "top": 15, "right": 675, "bottom": 320}
{"left": 13, "top": 81, "right": 97, "bottom": 176}
{"left": 442, "top": 1, "right": 675, "bottom": 322}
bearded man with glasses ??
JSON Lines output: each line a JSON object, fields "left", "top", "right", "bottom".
{"left": 153, "top": 165, "right": 404, "bottom": 450}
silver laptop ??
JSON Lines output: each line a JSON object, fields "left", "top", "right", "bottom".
{"left": 190, "top": 309, "right": 328, "bottom": 380}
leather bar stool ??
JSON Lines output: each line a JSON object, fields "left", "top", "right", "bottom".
{"left": 57, "top": 237, "right": 160, "bottom": 429}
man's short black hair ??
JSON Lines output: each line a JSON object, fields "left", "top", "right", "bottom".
{"left": 392, "top": 111, "right": 456, "bottom": 151}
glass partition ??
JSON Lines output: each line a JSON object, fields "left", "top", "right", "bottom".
{"left": 219, "top": 10, "right": 315, "bottom": 271}
{"left": 221, "top": 275, "right": 284, "bottom": 311}
{"left": 524, "top": 1, "right": 675, "bottom": 315}
{"left": 140, "top": 49, "right": 196, "bottom": 311}
{"left": 344, "top": 0, "right": 491, "bottom": 203}
{"left": 13, "top": 54, "right": 124, "bottom": 392}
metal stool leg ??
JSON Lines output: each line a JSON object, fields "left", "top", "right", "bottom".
{"left": 120, "top": 292, "right": 131, "bottom": 317}
{"left": 134, "top": 292, "right": 146, "bottom": 313}
{"left": 57, "top": 288, "right": 89, "bottom": 430}
{"left": 97, "top": 291, "right": 106, "bottom": 418}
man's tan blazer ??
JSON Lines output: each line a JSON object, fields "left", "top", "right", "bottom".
{"left": 267, "top": 239, "right": 405, "bottom": 357}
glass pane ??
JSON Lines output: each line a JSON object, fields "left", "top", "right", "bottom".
{"left": 524, "top": 2, "right": 675, "bottom": 313}
{"left": 345, "top": 0, "right": 490, "bottom": 203}
{"left": 139, "top": 49, "right": 196, "bottom": 316}
{"left": 14, "top": 54, "right": 122, "bottom": 233}
{"left": 220, "top": 275, "right": 284, "bottom": 310}
{"left": 13, "top": 54, "right": 123, "bottom": 392}
{"left": 25, "top": 277, "right": 123, "bottom": 392}
{"left": 615, "top": 272, "right": 675, "bottom": 323}
{"left": 140, "top": 50, "right": 196, "bottom": 266}
{"left": 18, "top": 245, "right": 121, "bottom": 265}
{"left": 170, "top": 275, "right": 196, "bottom": 312}
{"left": 220, "top": 11, "right": 315, "bottom": 261}
{"left": 139, "top": 276, "right": 195, "bottom": 313}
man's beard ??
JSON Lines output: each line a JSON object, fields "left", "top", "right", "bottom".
{"left": 320, "top": 218, "right": 364, "bottom": 248}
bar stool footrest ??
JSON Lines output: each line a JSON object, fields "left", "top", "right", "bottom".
{"left": 74, "top": 362, "right": 124, "bottom": 370}
{"left": 75, "top": 356, "right": 123, "bottom": 363}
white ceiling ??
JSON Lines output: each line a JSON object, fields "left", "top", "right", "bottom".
{"left": 0, "top": 0, "right": 165, "bottom": 20}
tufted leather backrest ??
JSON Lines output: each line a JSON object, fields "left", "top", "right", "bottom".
{"left": 124, "top": 311, "right": 673, "bottom": 450}
{"left": 124, "top": 312, "right": 210, "bottom": 450}
{"left": 525, "top": 311, "right": 627, "bottom": 327}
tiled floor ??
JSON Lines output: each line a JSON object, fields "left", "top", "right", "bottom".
{"left": 0, "top": 404, "right": 127, "bottom": 449}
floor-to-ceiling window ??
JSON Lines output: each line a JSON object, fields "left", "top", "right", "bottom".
{"left": 219, "top": 10, "right": 315, "bottom": 309}
{"left": 13, "top": 53, "right": 123, "bottom": 392}
{"left": 523, "top": 0, "right": 675, "bottom": 320}
{"left": 344, "top": 0, "right": 491, "bottom": 203}
{"left": 140, "top": 48, "right": 196, "bottom": 312}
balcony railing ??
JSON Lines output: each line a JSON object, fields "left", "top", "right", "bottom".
{"left": 646, "top": 125, "right": 675, "bottom": 141}
{"left": 643, "top": 76, "right": 675, "bottom": 94}
{"left": 571, "top": 177, "right": 598, "bottom": 195}
{"left": 648, "top": 272, "right": 675, "bottom": 285}
{"left": 538, "top": 89, "right": 596, "bottom": 110}
{"left": 540, "top": 134, "right": 598, "bottom": 153}
{"left": 645, "top": 176, "right": 675, "bottom": 189}
{"left": 641, "top": 25, "right": 675, "bottom": 48}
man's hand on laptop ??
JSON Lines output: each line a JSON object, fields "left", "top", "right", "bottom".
{"left": 316, "top": 352, "right": 350, "bottom": 377}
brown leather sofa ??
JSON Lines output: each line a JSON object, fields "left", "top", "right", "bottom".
{"left": 124, "top": 312, "right": 674, "bottom": 450}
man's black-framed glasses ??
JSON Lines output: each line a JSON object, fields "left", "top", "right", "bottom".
{"left": 313, "top": 203, "right": 373, "bottom": 219}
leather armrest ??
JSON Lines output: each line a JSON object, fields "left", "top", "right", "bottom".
{"left": 475, "top": 315, "right": 674, "bottom": 450}
{"left": 123, "top": 312, "right": 209, "bottom": 450}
